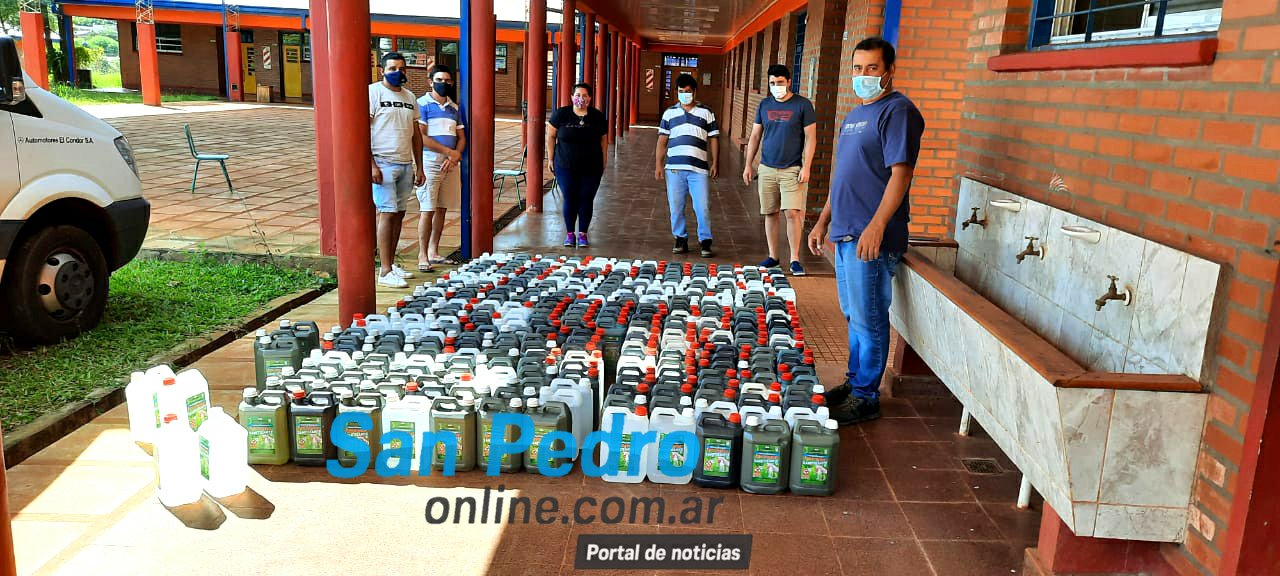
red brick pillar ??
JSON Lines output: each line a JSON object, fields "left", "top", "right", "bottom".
{"left": 557, "top": 0, "right": 576, "bottom": 107}
{"left": 526, "top": 0, "right": 548, "bottom": 212}
{"left": 136, "top": 22, "right": 162, "bottom": 106}
{"left": 309, "top": 0, "right": 338, "bottom": 256}
{"left": 19, "top": 11, "right": 48, "bottom": 89}
{"left": 1030, "top": 503, "right": 1169, "bottom": 575}
{"left": 583, "top": 13, "right": 595, "bottom": 88}
{"left": 469, "top": 0, "right": 496, "bottom": 255}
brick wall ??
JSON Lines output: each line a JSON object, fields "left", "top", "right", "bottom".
{"left": 797, "top": 0, "right": 850, "bottom": 214}
{"left": 962, "top": 0, "right": 1279, "bottom": 574}
{"left": 119, "top": 22, "right": 223, "bottom": 95}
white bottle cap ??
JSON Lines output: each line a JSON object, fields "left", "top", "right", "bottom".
{"left": 825, "top": 419, "right": 839, "bottom": 431}
{"left": 523, "top": 386, "right": 537, "bottom": 397}
{"left": 242, "top": 387, "right": 257, "bottom": 399}
{"left": 680, "top": 396, "right": 693, "bottom": 407}
{"left": 812, "top": 384, "right": 825, "bottom": 395}
{"left": 526, "top": 397, "right": 540, "bottom": 408}
{"left": 281, "top": 366, "right": 296, "bottom": 377}
{"left": 259, "top": 336, "right": 272, "bottom": 345}
{"left": 746, "top": 415, "right": 761, "bottom": 427}
{"left": 695, "top": 398, "right": 709, "bottom": 409}
{"left": 509, "top": 398, "right": 524, "bottom": 409}
{"left": 635, "top": 395, "right": 648, "bottom": 405}
{"left": 459, "top": 396, "right": 475, "bottom": 407}
{"left": 280, "top": 319, "right": 292, "bottom": 329}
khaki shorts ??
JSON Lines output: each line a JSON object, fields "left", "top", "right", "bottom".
{"left": 758, "top": 164, "right": 807, "bottom": 214}
{"left": 416, "top": 160, "right": 462, "bottom": 211}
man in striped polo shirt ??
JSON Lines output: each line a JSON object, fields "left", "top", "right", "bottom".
{"left": 415, "top": 64, "right": 467, "bottom": 270}
{"left": 656, "top": 73, "right": 720, "bottom": 258}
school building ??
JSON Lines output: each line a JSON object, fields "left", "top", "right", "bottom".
{"left": 13, "top": 0, "right": 1280, "bottom": 574}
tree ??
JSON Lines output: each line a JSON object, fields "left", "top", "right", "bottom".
{"left": 84, "top": 34, "right": 117, "bottom": 57}
{"left": 0, "top": 0, "right": 20, "bottom": 35}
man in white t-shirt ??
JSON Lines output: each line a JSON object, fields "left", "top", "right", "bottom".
{"left": 369, "top": 51, "right": 425, "bottom": 288}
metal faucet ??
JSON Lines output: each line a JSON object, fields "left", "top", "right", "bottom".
{"left": 961, "top": 207, "right": 987, "bottom": 230}
{"left": 1095, "top": 275, "right": 1130, "bottom": 311}
{"left": 1015, "top": 236, "right": 1041, "bottom": 264}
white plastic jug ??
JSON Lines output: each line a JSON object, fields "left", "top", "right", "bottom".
{"left": 174, "top": 369, "right": 212, "bottom": 432}
{"left": 600, "top": 405, "right": 650, "bottom": 484}
{"left": 126, "top": 368, "right": 165, "bottom": 446}
{"left": 156, "top": 413, "right": 202, "bottom": 507}
{"left": 647, "top": 406, "right": 695, "bottom": 484}
{"left": 543, "top": 384, "right": 590, "bottom": 458}
{"left": 197, "top": 408, "right": 249, "bottom": 498}
{"left": 381, "top": 395, "right": 433, "bottom": 471}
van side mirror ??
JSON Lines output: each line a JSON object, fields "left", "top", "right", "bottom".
{"left": 0, "top": 36, "right": 25, "bottom": 105}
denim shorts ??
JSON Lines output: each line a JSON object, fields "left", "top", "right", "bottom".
{"left": 371, "top": 157, "right": 415, "bottom": 213}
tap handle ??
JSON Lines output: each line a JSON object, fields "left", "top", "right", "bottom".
{"left": 970, "top": 207, "right": 980, "bottom": 216}
{"left": 1107, "top": 274, "right": 1119, "bottom": 283}
{"left": 1024, "top": 236, "right": 1038, "bottom": 242}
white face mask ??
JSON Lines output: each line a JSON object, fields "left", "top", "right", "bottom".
{"left": 769, "top": 85, "right": 788, "bottom": 99}
{"left": 677, "top": 92, "right": 694, "bottom": 106}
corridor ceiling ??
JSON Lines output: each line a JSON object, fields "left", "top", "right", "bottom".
{"left": 606, "top": 0, "right": 780, "bottom": 47}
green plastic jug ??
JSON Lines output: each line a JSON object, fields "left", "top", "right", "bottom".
{"left": 290, "top": 389, "right": 337, "bottom": 466}
{"left": 431, "top": 396, "right": 477, "bottom": 472}
{"left": 694, "top": 412, "right": 742, "bottom": 488}
{"left": 741, "top": 415, "right": 791, "bottom": 494}
{"left": 524, "top": 398, "right": 571, "bottom": 475}
{"left": 256, "top": 334, "right": 303, "bottom": 388}
{"left": 478, "top": 396, "right": 523, "bottom": 473}
{"left": 338, "top": 391, "right": 384, "bottom": 468}
{"left": 239, "top": 388, "right": 290, "bottom": 465}
{"left": 789, "top": 418, "right": 840, "bottom": 496}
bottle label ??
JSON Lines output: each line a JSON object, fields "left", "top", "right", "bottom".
{"left": 435, "top": 422, "right": 463, "bottom": 464}
{"left": 263, "top": 355, "right": 292, "bottom": 378}
{"left": 702, "top": 437, "right": 732, "bottom": 478}
{"left": 660, "top": 432, "right": 687, "bottom": 469}
{"left": 480, "top": 423, "right": 511, "bottom": 466}
{"left": 341, "top": 420, "right": 370, "bottom": 460}
{"left": 618, "top": 433, "right": 632, "bottom": 472}
{"left": 152, "top": 391, "right": 161, "bottom": 429}
{"left": 389, "top": 420, "right": 415, "bottom": 451}
{"left": 800, "top": 446, "right": 831, "bottom": 486}
{"left": 199, "top": 435, "right": 211, "bottom": 481}
{"left": 751, "top": 443, "right": 781, "bottom": 484}
{"left": 295, "top": 415, "right": 324, "bottom": 455}
{"left": 186, "top": 393, "right": 208, "bottom": 432}
{"left": 528, "top": 425, "right": 554, "bottom": 468}
{"left": 246, "top": 415, "right": 277, "bottom": 455}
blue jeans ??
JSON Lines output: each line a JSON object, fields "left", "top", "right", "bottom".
{"left": 371, "top": 157, "right": 415, "bottom": 213}
{"left": 555, "top": 166, "right": 603, "bottom": 233}
{"left": 834, "top": 240, "right": 902, "bottom": 401}
{"left": 664, "top": 169, "right": 712, "bottom": 241}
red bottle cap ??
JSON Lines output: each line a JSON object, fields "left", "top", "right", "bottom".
{"left": 728, "top": 413, "right": 742, "bottom": 424}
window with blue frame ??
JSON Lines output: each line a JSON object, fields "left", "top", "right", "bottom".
{"left": 1029, "top": 0, "right": 1222, "bottom": 49}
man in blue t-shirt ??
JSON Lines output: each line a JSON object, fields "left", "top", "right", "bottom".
{"left": 743, "top": 64, "right": 817, "bottom": 277}
{"left": 808, "top": 37, "right": 925, "bottom": 425}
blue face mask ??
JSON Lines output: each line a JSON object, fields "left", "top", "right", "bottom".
{"left": 677, "top": 92, "right": 694, "bottom": 106}
{"left": 384, "top": 70, "right": 406, "bottom": 87}
{"left": 853, "top": 75, "right": 885, "bottom": 100}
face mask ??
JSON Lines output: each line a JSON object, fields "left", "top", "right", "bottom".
{"left": 769, "top": 85, "right": 788, "bottom": 99}
{"left": 677, "top": 92, "right": 694, "bottom": 106}
{"left": 572, "top": 96, "right": 588, "bottom": 108}
{"left": 433, "top": 82, "right": 453, "bottom": 99}
{"left": 853, "top": 74, "right": 886, "bottom": 100}
{"left": 384, "top": 70, "right": 406, "bottom": 87}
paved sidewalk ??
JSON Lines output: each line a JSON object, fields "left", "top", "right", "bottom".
{"left": 98, "top": 102, "right": 540, "bottom": 259}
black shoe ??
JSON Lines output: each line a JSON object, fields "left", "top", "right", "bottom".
{"left": 700, "top": 239, "right": 714, "bottom": 258}
{"left": 673, "top": 236, "right": 689, "bottom": 254}
{"left": 830, "top": 396, "right": 881, "bottom": 426}
{"left": 824, "top": 383, "right": 853, "bottom": 406}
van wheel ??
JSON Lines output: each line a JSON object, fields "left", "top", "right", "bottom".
{"left": 1, "top": 225, "right": 109, "bottom": 345}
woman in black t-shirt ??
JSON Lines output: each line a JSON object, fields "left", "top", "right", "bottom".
{"left": 547, "top": 83, "right": 609, "bottom": 248}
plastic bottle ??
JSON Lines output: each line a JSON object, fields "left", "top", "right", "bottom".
{"left": 601, "top": 404, "right": 650, "bottom": 483}
{"left": 289, "top": 389, "right": 337, "bottom": 466}
{"left": 175, "top": 369, "right": 211, "bottom": 432}
{"left": 789, "top": 419, "right": 840, "bottom": 496}
{"left": 338, "top": 390, "right": 384, "bottom": 468}
{"left": 239, "top": 388, "right": 290, "bottom": 465}
{"left": 197, "top": 407, "right": 248, "bottom": 498}
{"left": 431, "top": 396, "right": 477, "bottom": 472}
{"left": 478, "top": 397, "right": 523, "bottom": 473}
{"left": 647, "top": 406, "right": 695, "bottom": 484}
{"left": 155, "top": 413, "right": 202, "bottom": 507}
{"left": 381, "top": 388, "right": 433, "bottom": 471}
{"left": 126, "top": 370, "right": 160, "bottom": 447}
{"left": 524, "top": 398, "right": 571, "bottom": 475}
{"left": 740, "top": 415, "right": 791, "bottom": 495}
{"left": 255, "top": 333, "right": 302, "bottom": 388}
{"left": 693, "top": 412, "right": 742, "bottom": 488}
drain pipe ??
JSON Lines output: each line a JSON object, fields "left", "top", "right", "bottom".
{"left": 1018, "top": 476, "right": 1033, "bottom": 509}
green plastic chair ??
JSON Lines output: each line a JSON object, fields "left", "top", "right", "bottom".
{"left": 184, "top": 123, "right": 233, "bottom": 194}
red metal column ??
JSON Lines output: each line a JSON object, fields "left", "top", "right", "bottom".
{"left": 611, "top": 33, "right": 621, "bottom": 143}
{"left": 310, "top": 0, "right": 337, "bottom": 256}
{"left": 327, "top": 0, "right": 374, "bottom": 323}
{"left": 583, "top": 13, "right": 595, "bottom": 89}
{"left": 225, "top": 30, "right": 244, "bottom": 101}
{"left": 596, "top": 23, "right": 608, "bottom": 99}
{"left": 525, "top": 0, "right": 547, "bottom": 213}
{"left": 470, "top": 0, "right": 496, "bottom": 254}
{"left": 618, "top": 39, "right": 627, "bottom": 136}
{"left": 18, "top": 11, "right": 48, "bottom": 89}
{"left": 630, "top": 43, "right": 640, "bottom": 127}
{"left": 557, "top": 0, "right": 576, "bottom": 107}
{"left": 136, "top": 23, "right": 162, "bottom": 106}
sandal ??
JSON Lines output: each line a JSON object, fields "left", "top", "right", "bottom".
{"left": 417, "top": 262, "right": 434, "bottom": 273}
{"left": 430, "top": 256, "right": 461, "bottom": 265}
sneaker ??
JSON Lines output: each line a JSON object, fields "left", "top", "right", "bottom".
{"left": 760, "top": 257, "right": 780, "bottom": 268}
{"left": 564, "top": 233, "right": 576, "bottom": 247}
{"left": 577, "top": 232, "right": 589, "bottom": 248}
{"left": 390, "top": 264, "right": 415, "bottom": 279}
{"left": 700, "top": 239, "right": 714, "bottom": 258}
{"left": 789, "top": 261, "right": 806, "bottom": 276}
{"left": 830, "top": 396, "right": 881, "bottom": 426}
{"left": 673, "top": 236, "right": 689, "bottom": 254}
{"left": 824, "top": 383, "right": 853, "bottom": 406}
{"left": 378, "top": 270, "right": 408, "bottom": 288}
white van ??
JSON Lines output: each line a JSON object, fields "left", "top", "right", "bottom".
{"left": 0, "top": 36, "right": 149, "bottom": 344}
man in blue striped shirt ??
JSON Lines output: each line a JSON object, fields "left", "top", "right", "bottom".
{"left": 656, "top": 74, "right": 720, "bottom": 257}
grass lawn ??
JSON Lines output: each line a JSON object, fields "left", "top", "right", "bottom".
{"left": 49, "top": 83, "right": 221, "bottom": 106}
{"left": 0, "top": 255, "right": 333, "bottom": 432}
{"left": 92, "top": 70, "right": 123, "bottom": 89}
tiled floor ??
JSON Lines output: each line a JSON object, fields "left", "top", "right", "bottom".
{"left": 7, "top": 120, "right": 1041, "bottom": 576}
{"left": 98, "top": 101, "right": 536, "bottom": 258}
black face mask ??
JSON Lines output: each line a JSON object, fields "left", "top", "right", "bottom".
{"left": 433, "top": 82, "right": 453, "bottom": 99}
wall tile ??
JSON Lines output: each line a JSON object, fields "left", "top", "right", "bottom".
{"left": 1173, "top": 257, "right": 1221, "bottom": 380}
{"left": 1058, "top": 387, "right": 1114, "bottom": 502}
{"left": 1098, "top": 390, "right": 1207, "bottom": 509}
{"left": 1093, "top": 504, "right": 1188, "bottom": 542}
{"left": 1073, "top": 502, "right": 1099, "bottom": 537}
